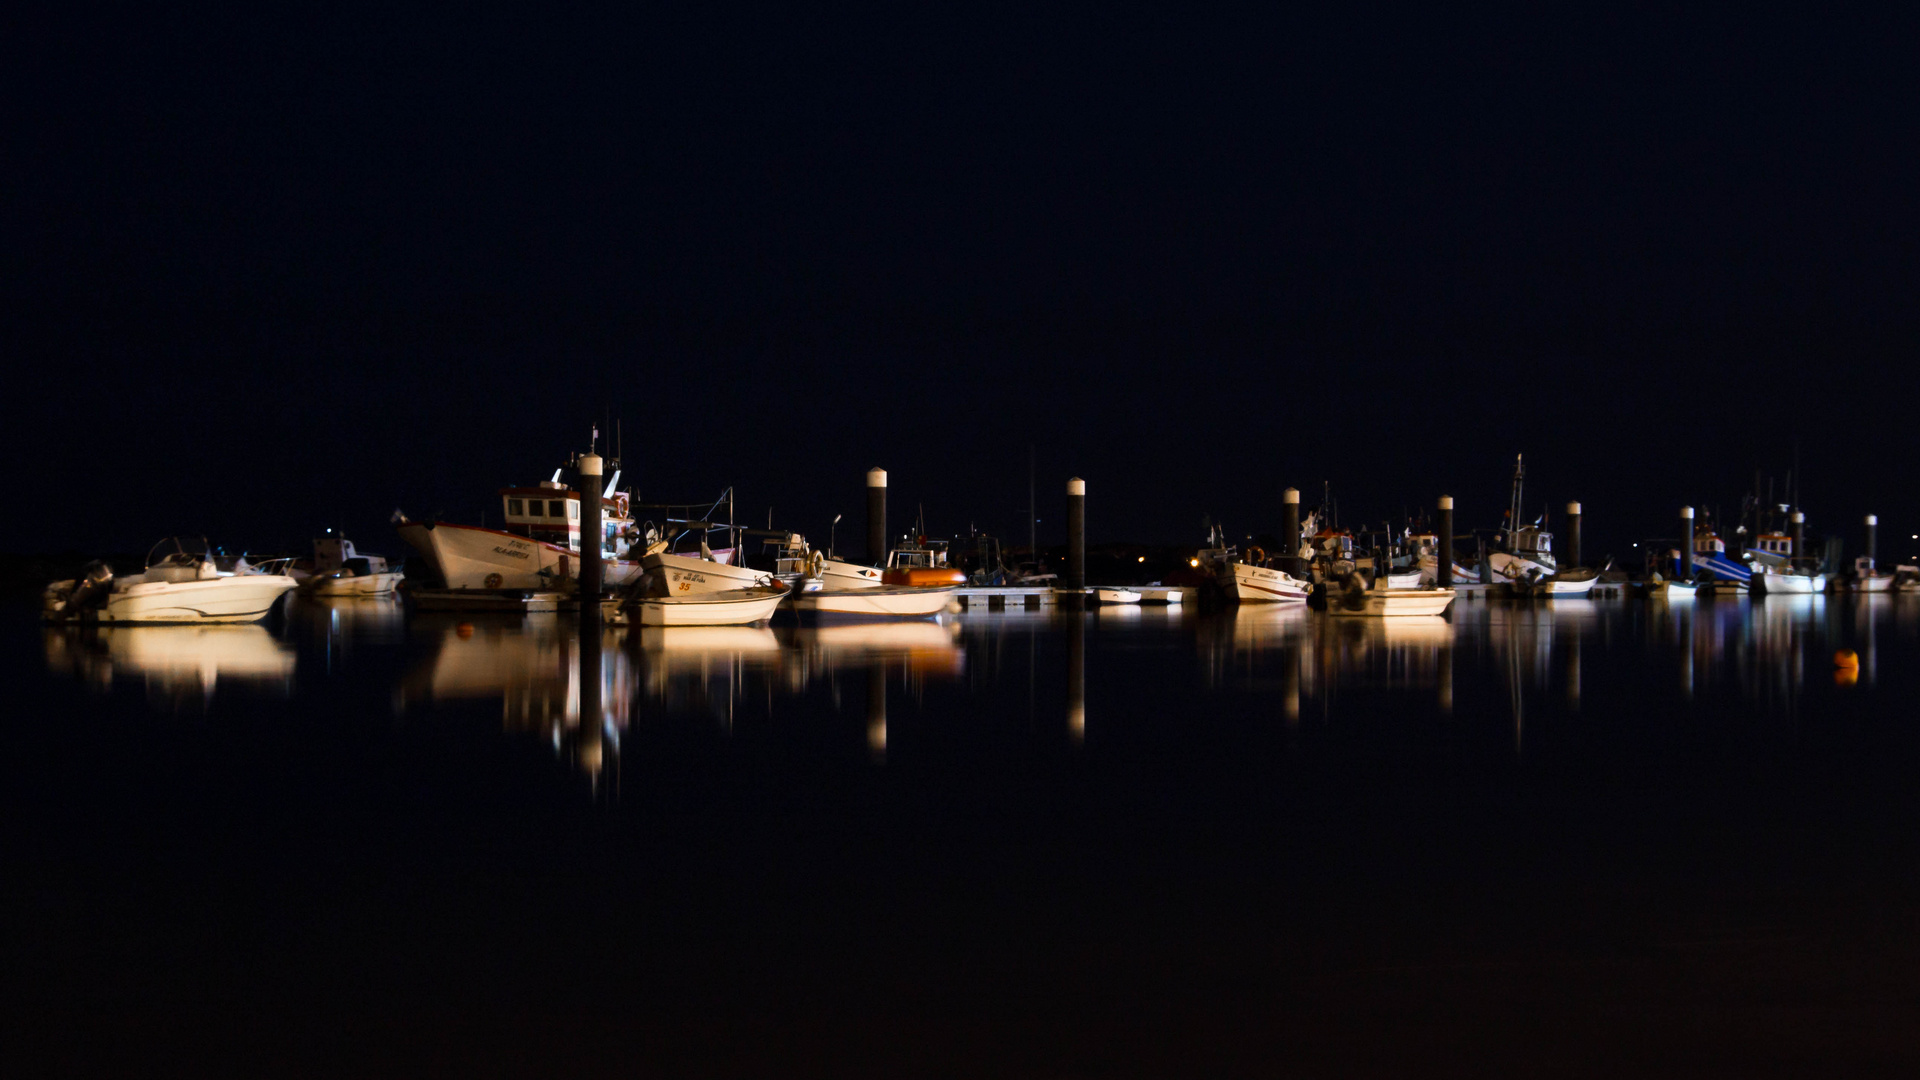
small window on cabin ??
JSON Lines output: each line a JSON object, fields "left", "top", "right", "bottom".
{"left": 567, "top": 501, "right": 578, "bottom": 521}
{"left": 508, "top": 498, "right": 524, "bottom": 516}
{"left": 526, "top": 500, "right": 542, "bottom": 517}
{"left": 552, "top": 500, "right": 567, "bottom": 519}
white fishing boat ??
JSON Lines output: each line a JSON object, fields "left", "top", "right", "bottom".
{"left": 1095, "top": 588, "right": 1142, "bottom": 604}
{"left": 1486, "top": 454, "right": 1594, "bottom": 598}
{"left": 630, "top": 585, "right": 787, "bottom": 627}
{"left": 789, "top": 585, "right": 956, "bottom": 618}
{"left": 397, "top": 460, "right": 646, "bottom": 591}
{"left": 297, "top": 532, "right": 403, "bottom": 596}
{"left": 42, "top": 539, "right": 298, "bottom": 624}
{"left": 1327, "top": 575, "right": 1457, "bottom": 618}
{"left": 641, "top": 548, "right": 773, "bottom": 595}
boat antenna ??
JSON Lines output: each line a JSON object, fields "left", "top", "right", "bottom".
{"left": 1028, "top": 444, "right": 1036, "bottom": 560}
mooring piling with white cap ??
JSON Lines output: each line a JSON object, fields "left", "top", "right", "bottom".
{"left": 1438, "top": 496, "right": 1454, "bottom": 589}
{"left": 866, "top": 468, "right": 887, "bottom": 566}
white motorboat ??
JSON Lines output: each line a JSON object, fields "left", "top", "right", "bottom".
{"left": 1328, "top": 575, "right": 1457, "bottom": 618}
{"left": 1851, "top": 556, "right": 1893, "bottom": 592}
{"left": 297, "top": 532, "right": 403, "bottom": 596}
{"left": 1646, "top": 578, "right": 1697, "bottom": 599}
{"left": 789, "top": 585, "right": 956, "bottom": 618}
{"left": 630, "top": 585, "right": 787, "bottom": 626}
{"left": 397, "top": 461, "right": 646, "bottom": 591}
{"left": 1138, "top": 587, "right": 1184, "bottom": 604}
{"left": 1095, "top": 588, "right": 1142, "bottom": 604}
{"left": 43, "top": 539, "right": 298, "bottom": 624}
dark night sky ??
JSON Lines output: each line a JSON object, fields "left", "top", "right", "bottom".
{"left": 7, "top": 7, "right": 1917, "bottom": 562}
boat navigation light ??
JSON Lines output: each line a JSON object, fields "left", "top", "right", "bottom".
{"left": 1189, "top": 557, "right": 1200, "bottom": 568}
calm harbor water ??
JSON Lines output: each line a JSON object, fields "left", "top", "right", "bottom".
{"left": 10, "top": 595, "right": 1920, "bottom": 1075}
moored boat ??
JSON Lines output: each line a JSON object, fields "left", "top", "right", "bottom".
{"left": 297, "top": 531, "right": 403, "bottom": 596}
{"left": 629, "top": 584, "right": 787, "bottom": 626}
{"left": 397, "top": 459, "right": 645, "bottom": 591}
{"left": 1327, "top": 575, "right": 1457, "bottom": 618}
{"left": 43, "top": 539, "right": 298, "bottom": 624}
{"left": 788, "top": 585, "right": 956, "bottom": 619}
{"left": 1095, "top": 588, "right": 1142, "bottom": 604}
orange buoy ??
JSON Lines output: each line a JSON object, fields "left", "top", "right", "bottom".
{"left": 883, "top": 567, "right": 967, "bottom": 587}
{"left": 456, "top": 622, "right": 475, "bottom": 639}
{"left": 1834, "top": 649, "right": 1859, "bottom": 669}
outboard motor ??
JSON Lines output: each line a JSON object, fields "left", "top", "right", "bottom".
{"left": 70, "top": 560, "right": 114, "bottom": 609}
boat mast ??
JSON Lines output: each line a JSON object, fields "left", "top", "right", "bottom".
{"left": 1508, "top": 454, "right": 1525, "bottom": 550}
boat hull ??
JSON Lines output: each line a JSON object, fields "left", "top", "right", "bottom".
{"left": 789, "top": 586, "right": 956, "bottom": 618}
{"left": 1095, "top": 588, "right": 1142, "bottom": 604}
{"left": 818, "top": 558, "right": 885, "bottom": 589}
{"left": 100, "top": 575, "right": 299, "bottom": 624}
{"left": 1138, "top": 588, "right": 1184, "bottom": 604}
{"left": 634, "top": 587, "right": 786, "bottom": 626}
{"left": 1231, "top": 562, "right": 1310, "bottom": 603}
{"left": 1330, "top": 588, "right": 1457, "bottom": 617}
{"left": 400, "top": 522, "right": 642, "bottom": 591}
{"left": 641, "top": 551, "right": 772, "bottom": 596}
{"left": 307, "top": 571, "right": 403, "bottom": 596}
{"left": 1755, "top": 572, "right": 1826, "bottom": 595}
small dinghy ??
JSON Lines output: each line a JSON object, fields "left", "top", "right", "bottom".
{"left": 789, "top": 585, "right": 956, "bottom": 619}
{"left": 1138, "top": 587, "right": 1184, "bottom": 604}
{"left": 1095, "top": 588, "right": 1142, "bottom": 604}
{"left": 1646, "top": 577, "right": 1697, "bottom": 599}
{"left": 1328, "top": 573, "right": 1456, "bottom": 618}
{"left": 628, "top": 584, "right": 787, "bottom": 627}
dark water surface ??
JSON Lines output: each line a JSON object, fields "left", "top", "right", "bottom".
{"left": 9, "top": 596, "right": 1920, "bottom": 1076}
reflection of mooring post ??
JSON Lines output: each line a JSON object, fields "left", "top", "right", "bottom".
{"left": 1282, "top": 642, "right": 1301, "bottom": 723}
{"left": 1437, "top": 638, "right": 1453, "bottom": 713}
{"left": 867, "top": 661, "right": 887, "bottom": 762}
{"left": 1065, "top": 477, "right": 1086, "bottom": 610}
{"left": 1565, "top": 635, "right": 1581, "bottom": 710}
{"left": 1437, "top": 495, "right": 1454, "bottom": 589}
{"left": 1565, "top": 502, "right": 1583, "bottom": 569}
{"left": 1679, "top": 507, "right": 1695, "bottom": 580}
{"left": 867, "top": 468, "right": 888, "bottom": 567}
{"left": 1068, "top": 611, "right": 1086, "bottom": 741}
{"left": 578, "top": 619, "right": 605, "bottom": 782}
{"left": 1280, "top": 487, "right": 1301, "bottom": 578}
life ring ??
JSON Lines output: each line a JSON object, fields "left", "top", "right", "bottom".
{"left": 806, "top": 550, "right": 826, "bottom": 577}
{"left": 1245, "top": 546, "right": 1266, "bottom": 566}
{"left": 483, "top": 572, "right": 504, "bottom": 589}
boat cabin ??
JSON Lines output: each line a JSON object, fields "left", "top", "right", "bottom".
{"left": 313, "top": 534, "right": 390, "bottom": 575}
{"left": 1693, "top": 529, "right": 1727, "bottom": 555}
{"left": 887, "top": 538, "right": 951, "bottom": 570}
{"left": 499, "top": 481, "right": 635, "bottom": 560}
{"left": 1749, "top": 531, "right": 1793, "bottom": 557}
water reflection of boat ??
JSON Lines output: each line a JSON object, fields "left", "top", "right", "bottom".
{"left": 786, "top": 620, "right": 965, "bottom": 676}
{"left": 1229, "top": 603, "right": 1311, "bottom": 650}
{"left": 402, "top": 622, "right": 632, "bottom": 742}
{"left": 44, "top": 624, "right": 296, "bottom": 704}
{"left": 292, "top": 594, "right": 407, "bottom": 633}
{"left": 634, "top": 625, "right": 782, "bottom": 657}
